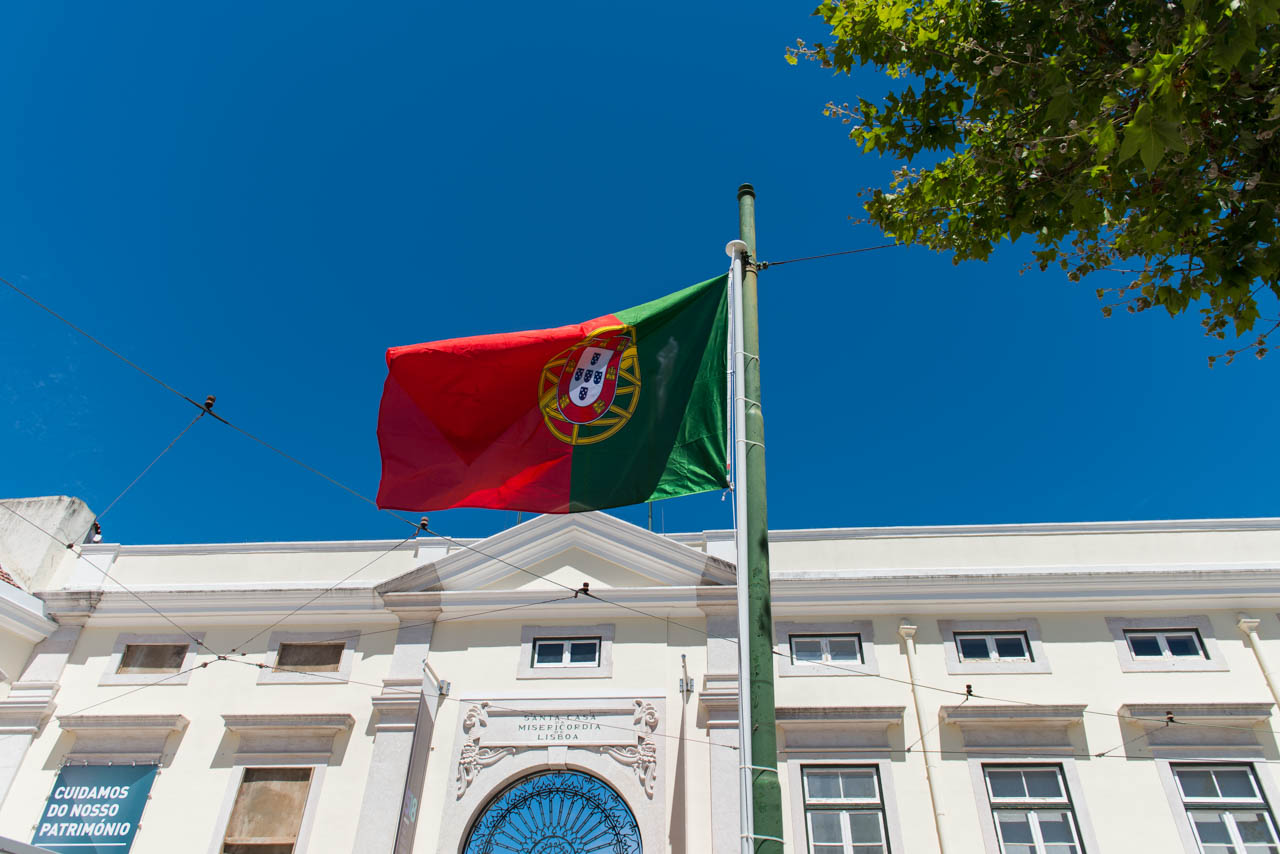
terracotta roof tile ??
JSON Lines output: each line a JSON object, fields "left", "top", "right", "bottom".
{"left": 0, "top": 565, "right": 19, "bottom": 589}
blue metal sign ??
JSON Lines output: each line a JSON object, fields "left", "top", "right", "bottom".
{"left": 32, "top": 765, "right": 157, "bottom": 853}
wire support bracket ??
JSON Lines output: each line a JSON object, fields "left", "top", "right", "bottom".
{"left": 739, "top": 764, "right": 780, "bottom": 774}
{"left": 740, "top": 833, "right": 785, "bottom": 843}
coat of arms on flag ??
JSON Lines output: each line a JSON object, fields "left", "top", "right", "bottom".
{"left": 539, "top": 328, "right": 640, "bottom": 445}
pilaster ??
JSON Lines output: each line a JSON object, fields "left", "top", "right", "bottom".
{"left": 353, "top": 608, "right": 439, "bottom": 853}
{"left": 0, "top": 622, "right": 84, "bottom": 806}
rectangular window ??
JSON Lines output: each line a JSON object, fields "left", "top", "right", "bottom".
{"left": 117, "top": 643, "right": 188, "bottom": 674}
{"left": 1174, "top": 764, "right": 1280, "bottom": 854}
{"left": 955, "top": 632, "right": 1032, "bottom": 663}
{"left": 1125, "top": 630, "right": 1207, "bottom": 661}
{"left": 275, "top": 643, "right": 344, "bottom": 673}
{"left": 222, "top": 767, "right": 313, "bottom": 853}
{"left": 790, "top": 634, "right": 863, "bottom": 666}
{"left": 984, "top": 765, "right": 1083, "bottom": 854}
{"left": 802, "top": 766, "right": 889, "bottom": 854}
{"left": 531, "top": 637, "right": 601, "bottom": 668}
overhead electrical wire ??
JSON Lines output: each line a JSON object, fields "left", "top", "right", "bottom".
{"left": 221, "top": 657, "right": 730, "bottom": 752}
{"left": 0, "top": 666, "right": 203, "bottom": 747}
{"left": 5, "top": 265, "right": 1277, "bottom": 759}
{"left": 227, "top": 531, "right": 421, "bottom": 653}
{"left": 80, "top": 409, "right": 208, "bottom": 541}
{"left": 756, "top": 242, "right": 902, "bottom": 269}
{"left": 0, "top": 502, "right": 211, "bottom": 654}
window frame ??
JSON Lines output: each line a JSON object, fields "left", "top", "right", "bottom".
{"left": 208, "top": 762, "right": 325, "bottom": 854}
{"left": 530, "top": 636, "right": 602, "bottom": 669}
{"left": 789, "top": 634, "right": 864, "bottom": 666}
{"left": 774, "top": 621, "right": 879, "bottom": 677}
{"left": 1171, "top": 763, "right": 1280, "bottom": 854}
{"left": 955, "top": 632, "right": 1033, "bottom": 663}
{"left": 220, "top": 765, "right": 314, "bottom": 851}
{"left": 800, "top": 764, "right": 892, "bottom": 854}
{"left": 1124, "top": 629, "right": 1208, "bottom": 661}
{"left": 99, "top": 632, "right": 205, "bottom": 686}
{"left": 939, "top": 619, "right": 1051, "bottom": 675}
{"left": 516, "top": 624, "right": 614, "bottom": 679}
{"left": 983, "top": 764, "right": 1085, "bottom": 854}
{"left": 1105, "top": 616, "right": 1228, "bottom": 673}
{"left": 258, "top": 631, "right": 358, "bottom": 685}
{"left": 274, "top": 641, "right": 347, "bottom": 673}
{"left": 969, "top": 758, "right": 1100, "bottom": 854}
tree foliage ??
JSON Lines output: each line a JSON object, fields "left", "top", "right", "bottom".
{"left": 789, "top": 0, "right": 1280, "bottom": 363}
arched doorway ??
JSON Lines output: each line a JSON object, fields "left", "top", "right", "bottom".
{"left": 462, "top": 770, "right": 643, "bottom": 854}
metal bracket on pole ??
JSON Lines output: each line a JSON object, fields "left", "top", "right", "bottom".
{"left": 739, "top": 765, "right": 779, "bottom": 774}
{"left": 740, "top": 834, "right": 786, "bottom": 843}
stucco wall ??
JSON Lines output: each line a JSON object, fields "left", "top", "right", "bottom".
{"left": 2, "top": 515, "right": 1280, "bottom": 854}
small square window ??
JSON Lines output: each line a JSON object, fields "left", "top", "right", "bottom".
{"left": 789, "top": 635, "right": 863, "bottom": 667}
{"left": 958, "top": 636, "right": 992, "bottom": 661}
{"left": 955, "top": 632, "right": 1031, "bottom": 663}
{"left": 535, "top": 641, "right": 564, "bottom": 665}
{"left": 532, "top": 637, "right": 600, "bottom": 668}
{"left": 118, "top": 643, "right": 188, "bottom": 674}
{"left": 1125, "top": 630, "right": 1207, "bottom": 662}
{"left": 275, "top": 643, "right": 344, "bottom": 673}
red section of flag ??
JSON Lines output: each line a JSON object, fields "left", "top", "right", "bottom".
{"left": 375, "top": 314, "right": 617, "bottom": 512}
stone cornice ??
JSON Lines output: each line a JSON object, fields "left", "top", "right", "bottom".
{"left": 68, "top": 586, "right": 389, "bottom": 625}
{"left": 87, "top": 517, "right": 1280, "bottom": 557}
{"left": 771, "top": 566, "right": 1280, "bottom": 614}
{"left": 57, "top": 714, "right": 189, "bottom": 736}
{"left": 39, "top": 563, "right": 1280, "bottom": 624}
{"left": 0, "top": 582, "right": 56, "bottom": 642}
{"left": 377, "top": 512, "right": 735, "bottom": 595}
{"left": 222, "top": 713, "right": 355, "bottom": 735}
{"left": 1120, "top": 702, "right": 1274, "bottom": 724}
{"left": 371, "top": 679, "right": 424, "bottom": 732}
{"left": 384, "top": 585, "right": 735, "bottom": 618}
{"left": 82, "top": 538, "right": 437, "bottom": 557}
{"left": 942, "top": 704, "right": 1088, "bottom": 725}
{"left": 37, "top": 590, "right": 101, "bottom": 623}
{"left": 776, "top": 706, "right": 905, "bottom": 725}
{"left": 0, "top": 682, "right": 58, "bottom": 733}
{"left": 694, "top": 517, "right": 1280, "bottom": 542}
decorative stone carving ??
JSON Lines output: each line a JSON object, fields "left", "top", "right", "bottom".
{"left": 453, "top": 699, "right": 662, "bottom": 799}
{"left": 457, "top": 703, "right": 515, "bottom": 798}
{"left": 598, "top": 700, "right": 659, "bottom": 798}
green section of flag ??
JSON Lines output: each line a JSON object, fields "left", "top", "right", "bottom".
{"left": 568, "top": 274, "right": 728, "bottom": 511}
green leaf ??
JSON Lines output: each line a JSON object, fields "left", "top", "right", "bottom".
{"left": 1096, "top": 121, "right": 1118, "bottom": 159}
{"left": 1118, "top": 123, "right": 1147, "bottom": 163}
{"left": 1140, "top": 131, "right": 1164, "bottom": 170}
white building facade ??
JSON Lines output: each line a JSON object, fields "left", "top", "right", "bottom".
{"left": 2, "top": 501, "right": 1280, "bottom": 854}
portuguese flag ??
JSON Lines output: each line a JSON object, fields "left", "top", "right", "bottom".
{"left": 376, "top": 275, "right": 729, "bottom": 513}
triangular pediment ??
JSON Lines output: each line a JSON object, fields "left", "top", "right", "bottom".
{"left": 376, "top": 512, "right": 734, "bottom": 594}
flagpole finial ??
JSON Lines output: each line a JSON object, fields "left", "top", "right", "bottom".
{"left": 737, "top": 183, "right": 755, "bottom": 200}
{"left": 725, "top": 239, "right": 748, "bottom": 258}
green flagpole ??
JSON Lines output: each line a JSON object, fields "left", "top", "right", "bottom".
{"left": 738, "top": 183, "right": 783, "bottom": 852}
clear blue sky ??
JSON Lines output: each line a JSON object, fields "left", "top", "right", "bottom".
{"left": 2, "top": 2, "right": 1275, "bottom": 545}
